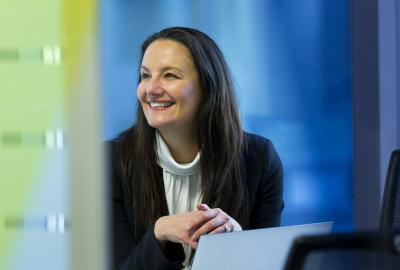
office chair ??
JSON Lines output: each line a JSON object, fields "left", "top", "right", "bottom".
{"left": 380, "top": 149, "right": 400, "bottom": 229}
{"left": 284, "top": 230, "right": 400, "bottom": 270}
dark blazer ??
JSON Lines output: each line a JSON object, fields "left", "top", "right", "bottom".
{"left": 109, "top": 132, "right": 284, "bottom": 270}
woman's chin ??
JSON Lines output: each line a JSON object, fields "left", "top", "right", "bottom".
{"left": 146, "top": 120, "right": 171, "bottom": 130}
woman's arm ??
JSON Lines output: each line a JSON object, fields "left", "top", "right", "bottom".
{"left": 247, "top": 136, "right": 284, "bottom": 229}
{"left": 111, "top": 155, "right": 185, "bottom": 270}
{"left": 113, "top": 207, "right": 184, "bottom": 269}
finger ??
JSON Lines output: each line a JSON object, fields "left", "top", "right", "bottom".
{"left": 196, "top": 203, "right": 211, "bottom": 211}
{"left": 192, "top": 241, "right": 198, "bottom": 249}
{"left": 186, "top": 211, "right": 216, "bottom": 235}
{"left": 197, "top": 207, "right": 222, "bottom": 222}
{"left": 191, "top": 214, "right": 229, "bottom": 241}
{"left": 190, "top": 208, "right": 232, "bottom": 235}
{"left": 185, "top": 209, "right": 219, "bottom": 233}
{"left": 187, "top": 208, "right": 225, "bottom": 236}
{"left": 209, "top": 224, "right": 228, "bottom": 234}
{"left": 187, "top": 239, "right": 198, "bottom": 249}
{"left": 182, "top": 235, "right": 199, "bottom": 250}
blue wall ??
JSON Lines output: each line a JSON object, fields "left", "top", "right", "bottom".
{"left": 101, "top": 0, "right": 353, "bottom": 231}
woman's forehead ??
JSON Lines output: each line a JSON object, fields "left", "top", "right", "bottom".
{"left": 142, "top": 39, "right": 195, "bottom": 70}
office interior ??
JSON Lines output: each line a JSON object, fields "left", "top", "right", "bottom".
{"left": 0, "top": 0, "right": 399, "bottom": 269}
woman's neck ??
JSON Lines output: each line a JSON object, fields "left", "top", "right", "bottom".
{"left": 158, "top": 128, "right": 199, "bottom": 164}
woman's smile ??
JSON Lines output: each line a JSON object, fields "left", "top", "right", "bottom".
{"left": 148, "top": 101, "right": 175, "bottom": 109}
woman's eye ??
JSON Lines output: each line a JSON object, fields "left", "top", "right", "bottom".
{"left": 141, "top": 73, "right": 150, "bottom": 80}
{"left": 164, "top": 73, "right": 179, "bottom": 79}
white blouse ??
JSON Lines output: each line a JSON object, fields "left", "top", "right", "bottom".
{"left": 156, "top": 132, "right": 202, "bottom": 268}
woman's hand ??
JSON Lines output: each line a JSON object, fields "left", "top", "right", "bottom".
{"left": 154, "top": 208, "right": 220, "bottom": 249}
{"left": 190, "top": 203, "right": 242, "bottom": 242}
{"left": 154, "top": 203, "right": 242, "bottom": 249}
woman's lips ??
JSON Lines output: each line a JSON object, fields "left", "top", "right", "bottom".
{"left": 147, "top": 101, "right": 176, "bottom": 111}
{"left": 149, "top": 101, "right": 175, "bottom": 108}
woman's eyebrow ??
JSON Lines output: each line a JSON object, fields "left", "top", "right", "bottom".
{"left": 140, "top": 66, "right": 150, "bottom": 72}
{"left": 141, "top": 65, "right": 183, "bottom": 73}
{"left": 160, "top": 66, "right": 183, "bottom": 73}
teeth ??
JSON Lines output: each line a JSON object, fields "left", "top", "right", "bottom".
{"left": 149, "top": 102, "right": 174, "bottom": 108}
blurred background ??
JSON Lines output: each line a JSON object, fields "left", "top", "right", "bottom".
{"left": 101, "top": 0, "right": 353, "bottom": 230}
{"left": 1, "top": 0, "right": 398, "bottom": 269}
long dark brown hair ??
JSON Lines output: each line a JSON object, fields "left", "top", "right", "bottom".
{"left": 120, "top": 27, "right": 249, "bottom": 238}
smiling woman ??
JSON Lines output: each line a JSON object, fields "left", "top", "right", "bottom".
{"left": 108, "top": 27, "right": 284, "bottom": 270}
{"left": 137, "top": 39, "right": 202, "bottom": 163}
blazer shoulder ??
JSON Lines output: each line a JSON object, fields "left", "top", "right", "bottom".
{"left": 243, "top": 131, "right": 281, "bottom": 172}
{"left": 103, "top": 127, "right": 134, "bottom": 160}
{"left": 244, "top": 132, "right": 272, "bottom": 146}
{"left": 243, "top": 132, "right": 275, "bottom": 156}
{"left": 105, "top": 137, "right": 123, "bottom": 158}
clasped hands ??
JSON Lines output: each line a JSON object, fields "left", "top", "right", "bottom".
{"left": 154, "top": 203, "right": 242, "bottom": 249}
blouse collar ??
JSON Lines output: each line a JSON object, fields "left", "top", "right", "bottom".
{"left": 156, "top": 132, "right": 201, "bottom": 176}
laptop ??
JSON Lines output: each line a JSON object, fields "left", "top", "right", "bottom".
{"left": 191, "top": 222, "right": 333, "bottom": 270}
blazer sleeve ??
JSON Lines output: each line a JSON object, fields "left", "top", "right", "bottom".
{"left": 248, "top": 137, "right": 284, "bottom": 229}
{"left": 109, "top": 141, "right": 185, "bottom": 270}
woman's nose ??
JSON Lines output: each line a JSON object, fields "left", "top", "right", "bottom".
{"left": 145, "top": 78, "right": 164, "bottom": 97}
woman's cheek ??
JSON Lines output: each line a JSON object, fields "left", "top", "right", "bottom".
{"left": 137, "top": 84, "right": 145, "bottom": 100}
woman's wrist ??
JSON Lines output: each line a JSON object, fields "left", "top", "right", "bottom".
{"left": 155, "top": 217, "right": 169, "bottom": 252}
{"left": 154, "top": 216, "right": 165, "bottom": 241}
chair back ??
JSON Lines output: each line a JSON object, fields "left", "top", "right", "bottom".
{"left": 380, "top": 150, "right": 400, "bottom": 229}
{"left": 284, "top": 230, "right": 400, "bottom": 270}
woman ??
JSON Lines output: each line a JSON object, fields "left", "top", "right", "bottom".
{"left": 109, "top": 27, "right": 284, "bottom": 270}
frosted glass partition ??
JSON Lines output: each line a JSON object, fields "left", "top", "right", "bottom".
{"left": 0, "top": 1, "right": 108, "bottom": 270}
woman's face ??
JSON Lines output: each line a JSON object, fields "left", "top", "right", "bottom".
{"left": 137, "top": 39, "right": 202, "bottom": 133}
